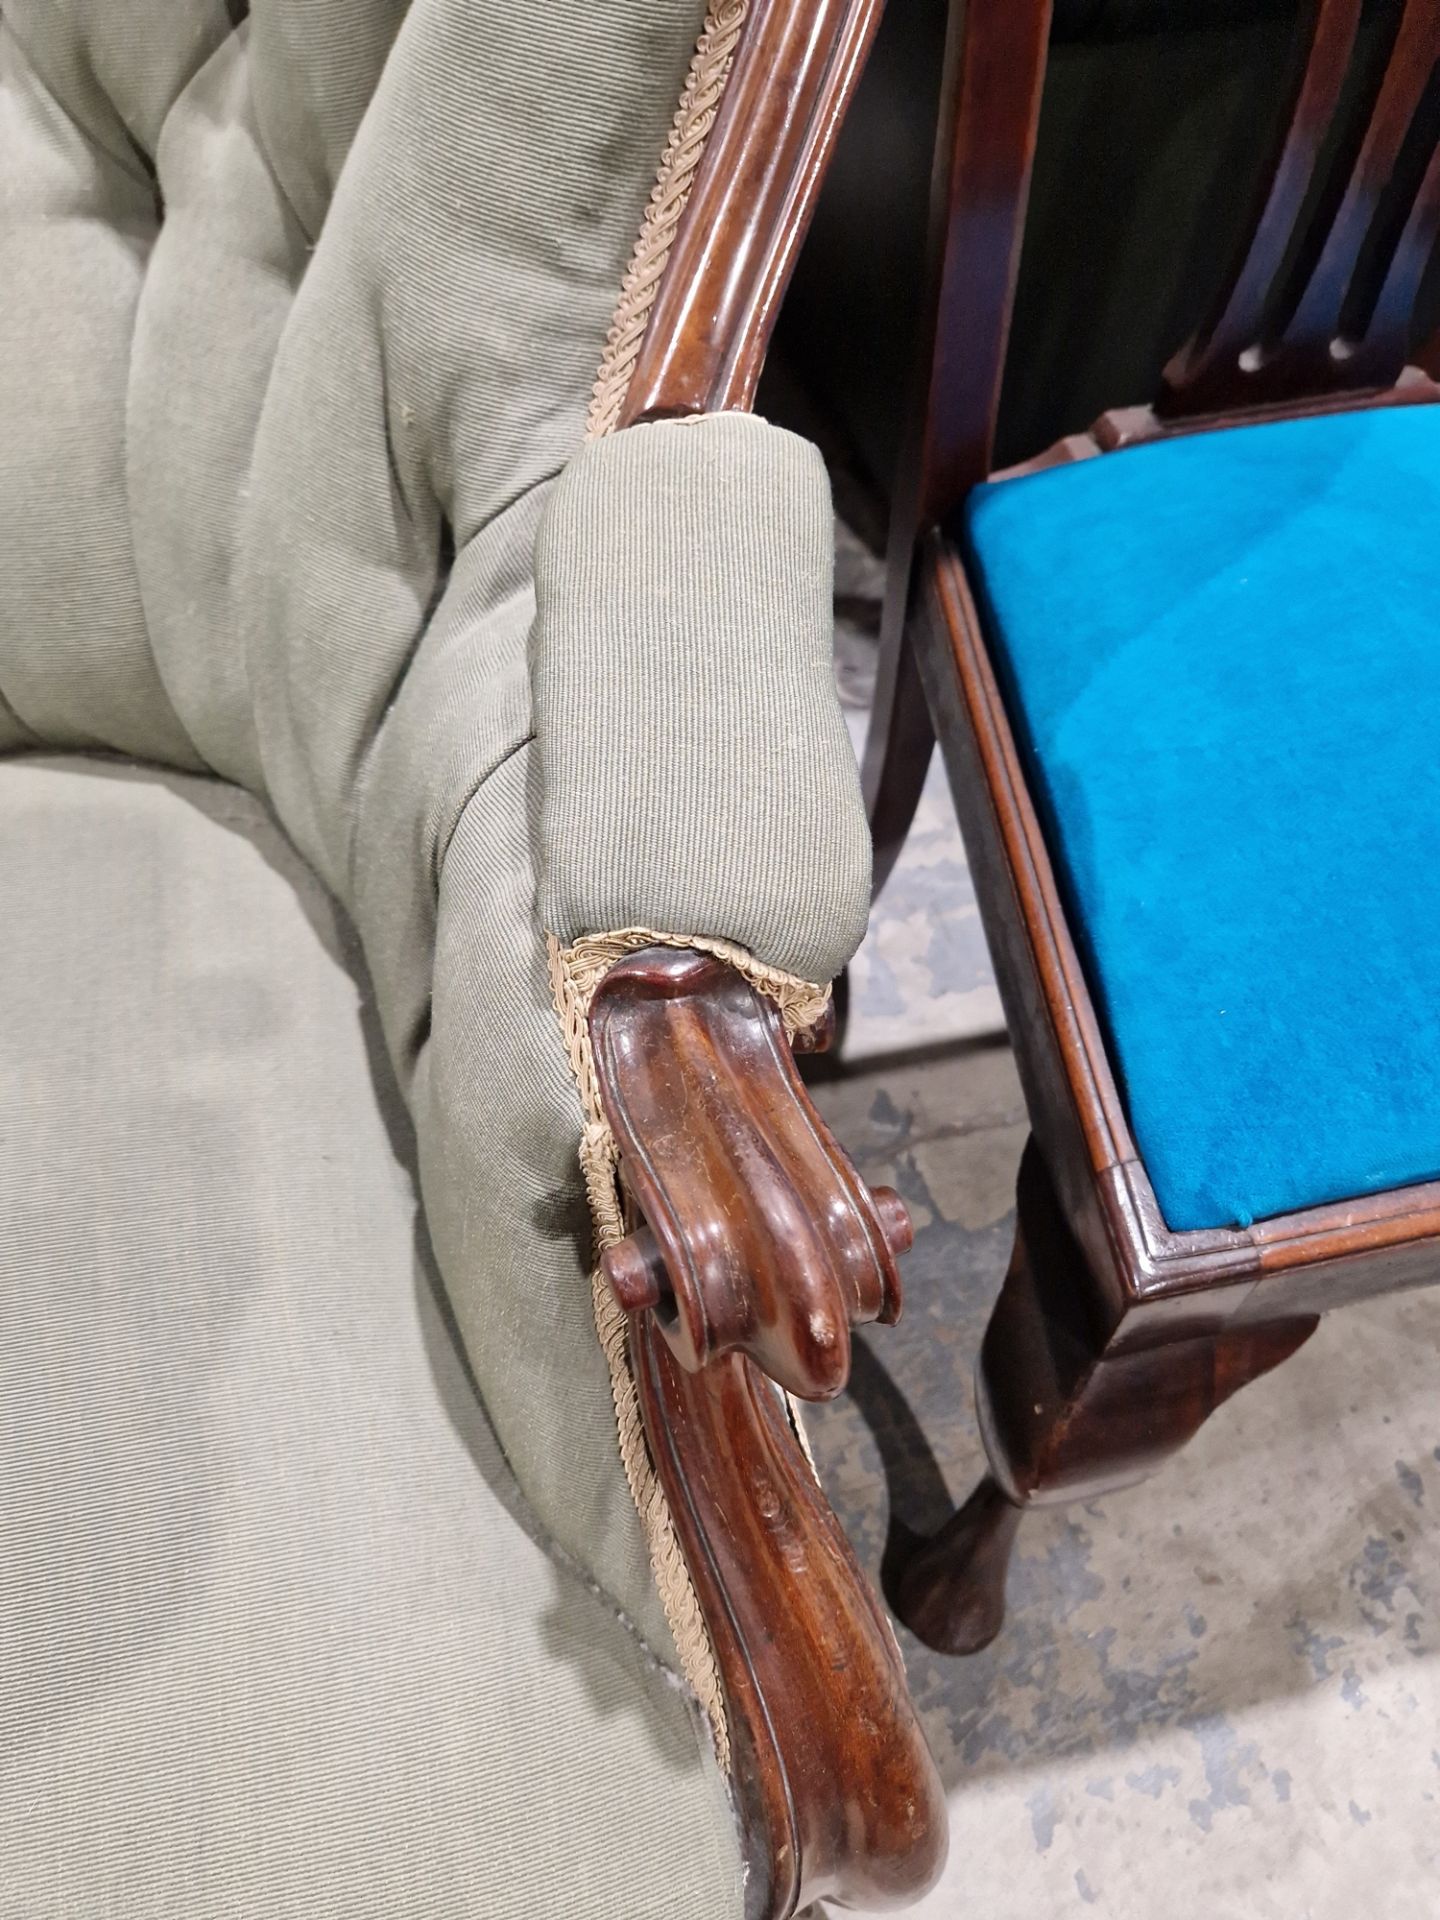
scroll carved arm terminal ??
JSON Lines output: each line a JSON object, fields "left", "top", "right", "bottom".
{"left": 589, "top": 945, "right": 913, "bottom": 1400}
{"left": 587, "top": 945, "right": 945, "bottom": 1919}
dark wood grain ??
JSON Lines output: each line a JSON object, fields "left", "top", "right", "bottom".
{"left": 585, "top": 951, "right": 943, "bottom": 1916}
{"left": 1159, "top": 0, "right": 1364, "bottom": 410}
{"left": 862, "top": 0, "right": 1054, "bottom": 894}
{"left": 590, "top": 947, "right": 909, "bottom": 1400}
{"left": 890, "top": 1473, "right": 1021, "bottom": 1658}
{"left": 909, "top": 0, "right": 1055, "bottom": 527}
{"left": 635, "top": 1325, "right": 948, "bottom": 1917}
{"left": 1099, "top": 364, "right": 1440, "bottom": 451}
{"left": 620, "top": 0, "right": 887, "bottom": 428}
{"left": 1163, "top": 0, "right": 1440, "bottom": 411}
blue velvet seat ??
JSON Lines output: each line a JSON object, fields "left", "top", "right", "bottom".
{"left": 963, "top": 404, "right": 1440, "bottom": 1232}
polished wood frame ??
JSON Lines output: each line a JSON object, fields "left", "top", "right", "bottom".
{"left": 621, "top": 0, "right": 888, "bottom": 428}
{"left": 861, "top": 0, "right": 1052, "bottom": 890}
{"left": 585, "top": 5, "right": 948, "bottom": 1914}
{"left": 877, "top": 0, "right": 1440, "bottom": 1652}
{"left": 593, "top": 951, "right": 941, "bottom": 1920}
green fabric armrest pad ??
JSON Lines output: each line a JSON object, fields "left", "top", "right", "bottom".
{"left": 532, "top": 413, "right": 871, "bottom": 985}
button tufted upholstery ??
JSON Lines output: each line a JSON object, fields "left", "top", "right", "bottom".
{"left": 0, "top": 3, "right": 872, "bottom": 1910}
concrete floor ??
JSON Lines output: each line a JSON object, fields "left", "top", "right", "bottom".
{"left": 804, "top": 1041, "right": 1440, "bottom": 1920}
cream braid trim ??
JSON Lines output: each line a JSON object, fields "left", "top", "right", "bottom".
{"left": 548, "top": 931, "right": 830, "bottom": 1770}
{"left": 584, "top": 0, "right": 749, "bottom": 440}
{"left": 554, "top": 0, "right": 834, "bottom": 1776}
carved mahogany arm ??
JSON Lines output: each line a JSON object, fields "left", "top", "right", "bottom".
{"left": 620, "top": 0, "right": 887, "bottom": 426}
{"left": 590, "top": 951, "right": 946, "bottom": 1916}
{"left": 592, "top": 948, "right": 910, "bottom": 1399}
{"left": 579, "top": 4, "right": 946, "bottom": 1909}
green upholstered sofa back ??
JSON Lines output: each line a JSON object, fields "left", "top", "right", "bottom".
{"left": 1, "top": 0, "right": 871, "bottom": 1689}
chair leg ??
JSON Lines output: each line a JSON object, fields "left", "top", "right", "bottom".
{"left": 862, "top": 613, "right": 935, "bottom": 899}
{"left": 888, "top": 1140, "right": 1318, "bottom": 1655}
{"left": 889, "top": 1472, "right": 1021, "bottom": 1654}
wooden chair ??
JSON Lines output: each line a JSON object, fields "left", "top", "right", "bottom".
{"left": 866, "top": 0, "right": 1440, "bottom": 1654}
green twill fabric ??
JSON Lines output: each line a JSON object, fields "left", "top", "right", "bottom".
{"left": 533, "top": 414, "right": 872, "bottom": 982}
{"left": 0, "top": 0, "right": 870, "bottom": 1908}
{"left": 0, "top": 760, "right": 742, "bottom": 1920}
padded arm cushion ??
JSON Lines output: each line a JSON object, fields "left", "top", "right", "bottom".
{"left": 533, "top": 414, "right": 871, "bottom": 985}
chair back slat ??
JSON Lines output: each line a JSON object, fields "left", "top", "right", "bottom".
{"left": 1163, "top": 0, "right": 1440, "bottom": 412}
{"left": 1161, "top": 0, "right": 1362, "bottom": 402}
{"left": 1366, "top": 128, "right": 1440, "bottom": 351}
{"left": 918, "top": 0, "right": 1055, "bottom": 519}
{"left": 903, "top": 0, "right": 1053, "bottom": 526}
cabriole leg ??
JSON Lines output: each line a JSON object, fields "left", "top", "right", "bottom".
{"left": 889, "top": 1141, "right": 1317, "bottom": 1654}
